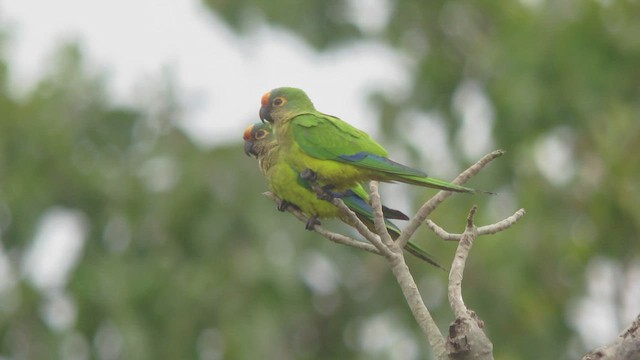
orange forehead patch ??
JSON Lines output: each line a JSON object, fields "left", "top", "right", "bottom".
{"left": 261, "top": 92, "right": 271, "bottom": 107}
{"left": 242, "top": 124, "right": 254, "bottom": 140}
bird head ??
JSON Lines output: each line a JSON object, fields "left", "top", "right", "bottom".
{"left": 243, "top": 124, "right": 257, "bottom": 157}
{"left": 242, "top": 122, "right": 273, "bottom": 158}
{"left": 259, "top": 87, "right": 315, "bottom": 124}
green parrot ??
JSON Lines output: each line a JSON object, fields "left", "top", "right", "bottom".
{"left": 258, "top": 87, "right": 484, "bottom": 193}
{"left": 243, "top": 122, "right": 444, "bottom": 269}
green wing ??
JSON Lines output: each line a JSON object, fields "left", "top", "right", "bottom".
{"left": 291, "top": 112, "right": 483, "bottom": 194}
{"left": 292, "top": 113, "right": 386, "bottom": 157}
{"left": 291, "top": 113, "right": 428, "bottom": 177}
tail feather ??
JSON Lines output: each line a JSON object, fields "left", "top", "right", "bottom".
{"left": 355, "top": 214, "right": 445, "bottom": 270}
{"left": 342, "top": 192, "right": 444, "bottom": 270}
{"left": 404, "top": 242, "right": 447, "bottom": 271}
{"left": 387, "top": 224, "right": 446, "bottom": 271}
{"left": 381, "top": 205, "right": 410, "bottom": 220}
{"left": 393, "top": 174, "right": 494, "bottom": 194}
{"left": 338, "top": 152, "right": 491, "bottom": 194}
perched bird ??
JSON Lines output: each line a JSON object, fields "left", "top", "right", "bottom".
{"left": 243, "top": 122, "right": 444, "bottom": 269}
{"left": 259, "top": 87, "right": 484, "bottom": 193}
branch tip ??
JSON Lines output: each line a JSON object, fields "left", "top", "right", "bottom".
{"left": 466, "top": 205, "right": 478, "bottom": 228}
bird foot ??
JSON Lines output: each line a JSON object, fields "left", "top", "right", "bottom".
{"left": 277, "top": 199, "right": 291, "bottom": 212}
{"left": 305, "top": 215, "right": 321, "bottom": 230}
{"left": 300, "top": 169, "right": 347, "bottom": 201}
{"left": 277, "top": 199, "right": 300, "bottom": 212}
{"left": 300, "top": 168, "right": 318, "bottom": 183}
{"left": 317, "top": 187, "right": 350, "bottom": 201}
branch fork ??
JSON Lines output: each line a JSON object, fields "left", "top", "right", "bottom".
{"left": 263, "top": 147, "right": 640, "bottom": 359}
{"left": 264, "top": 149, "right": 525, "bottom": 359}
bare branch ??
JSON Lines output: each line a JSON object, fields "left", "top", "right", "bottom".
{"left": 303, "top": 181, "right": 395, "bottom": 258}
{"left": 261, "top": 150, "right": 519, "bottom": 360}
{"left": 422, "top": 204, "right": 527, "bottom": 360}
{"left": 368, "top": 181, "right": 448, "bottom": 358}
{"left": 369, "top": 181, "right": 396, "bottom": 250}
{"left": 582, "top": 313, "right": 640, "bottom": 360}
{"left": 263, "top": 192, "right": 381, "bottom": 255}
{"left": 477, "top": 208, "right": 526, "bottom": 235}
{"left": 396, "top": 149, "right": 505, "bottom": 250}
{"left": 426, "top": 208, "right": 526, "bottom": 241}
{"left": 425, "top": 220, "right": 462, "bottom": 241}
{"left": 388, "top": 254, "right": 448, "bottom": 359}
{"left": 329, "top": 196, "right": 394, "bottom": 258}
{"left": 454, "top": 149, "right": 507, "bottom": 186}
{"left": 446, "top": 206, "right": 495, "bottom": 359}
{"left": 315, "top": 227, "right": 381, "bottom": 255}
{"left": 449, "top": 206, "right": 478, "bottom": 318}
{"left": 447, "top": 313, "right": 494, "bottom": 360}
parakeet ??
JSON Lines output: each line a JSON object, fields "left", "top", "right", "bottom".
{"left": 243, "top": 122, "right": 444, "bottom": 269}
{"left": 258, "top": 87, "right": 483, "bottom": 193}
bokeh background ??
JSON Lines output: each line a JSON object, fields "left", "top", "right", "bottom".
{"left": 1, "top": 0, "right": 639, "bottom": 359}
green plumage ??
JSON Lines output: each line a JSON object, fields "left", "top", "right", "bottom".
{"left": 243, "top": 122, "right": 444, "bottom": 269}
{"left": 259, "top": 87, "right": 483, "bottom": 193}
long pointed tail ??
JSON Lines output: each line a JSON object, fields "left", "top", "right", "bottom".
{"left": 344, "top": 194, "right": 445, "bottom": 269}
{"left": 393, "top": 174, "right": 493, "bottom": 194}
{"left": 404, "top": 239, "right": 446, "bottom": 271}
{"left": 374, "top": 216, "right": 445, "bottom": 270}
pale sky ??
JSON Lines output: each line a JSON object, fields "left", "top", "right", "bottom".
{"left": 0, "top": 0, "right": 413, "bottom": 317}
{"left": 2, "top": 1, "right": 633, "bottom": 353}
{"left": 3, "top": 0, "right": 411, "bottom": 147}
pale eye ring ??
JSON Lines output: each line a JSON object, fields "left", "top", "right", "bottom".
{"left": 255, "top": 130, "right": 268, "bottom": 139}
{"left": 273, "top": 97, "right": 284, "bottom": 106}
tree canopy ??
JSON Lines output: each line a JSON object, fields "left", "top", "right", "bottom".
{"left": 1, "top": 1, "right": 639, "bottom": 359}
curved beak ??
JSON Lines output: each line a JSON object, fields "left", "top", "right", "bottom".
{"left": 259, "top": 91, "right": 273, "bottom": 123}
{"left": 259, "top": 105, "right": 272, "bottom": 123}
{"left": 244, "top": 140, "right": 256, "bottom": 157}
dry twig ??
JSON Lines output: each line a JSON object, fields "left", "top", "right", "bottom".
{"left": 395, "top": 149, "right": 506, "bottom": 250}
{"left": 264, "top": 149, "right": 525, "bottom": 360}
{"left": 582, "top": 314, "right": 640, "bottom": 360}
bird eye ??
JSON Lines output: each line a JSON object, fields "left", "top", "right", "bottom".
{"left": 255, "top": 129, "right": 268, "bottom": 139}
{"left": 272, "top": 97, "right": 286, "bottom": 107}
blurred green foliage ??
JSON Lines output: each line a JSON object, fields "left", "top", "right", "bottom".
{"left": 1, "top": 0, "right": 640, "bottom": 359}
